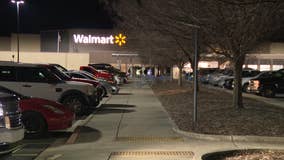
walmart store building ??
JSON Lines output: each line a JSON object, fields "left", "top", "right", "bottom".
{"left": 0, "top": 28, "right": 284, "bottom": 72}
{"left": 0, "top": 29, "right": 141, "bottom": 72}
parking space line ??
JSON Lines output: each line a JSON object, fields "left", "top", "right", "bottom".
{"left": 64, "top": 113, "right": 94, "bottom": 144}
{"left": 12, "top": 153, "right": 38, "bottom": 157}
{"left": 11, "top": 144, "right": 25, "bottom": 154}
{"left": 65, "top": 127, "right": 81, "bottom": 144}
{"left": 46, "top": 154, "right": 63, "bottom": 160}
{"left": 21, "top": 143, "right": 51, "bottom": 145}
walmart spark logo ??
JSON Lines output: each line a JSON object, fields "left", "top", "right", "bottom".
{"left": 115, "top": 34, "right": 127, "bottom": 47}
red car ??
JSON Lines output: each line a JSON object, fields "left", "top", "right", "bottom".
{"left": 80, "top": 66, "right": 114, "bottom": 83}
{"left": 0, "top": 86, "right": 74, "bottom": 137}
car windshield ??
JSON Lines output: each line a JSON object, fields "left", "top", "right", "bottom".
{"left": 242, "top": 70, "right": 260, "bottom": 77}
{"left": 80, "top": 71, "right": 96, "bottom": 80}
{"left": 48, "top": 66, "right": 71, "bottom": 81}
{"left": 52, "top": 64, "right": 68, "bottom": 72}
{"left": 258, "top": 71, "right": 273, "bottom": 78}
{"left": 272, "top": 71, "right": 284, "bottom": 78}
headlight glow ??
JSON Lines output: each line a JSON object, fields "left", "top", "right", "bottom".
{"left": 253, "top": 80, "right": 260, "bottom": 88}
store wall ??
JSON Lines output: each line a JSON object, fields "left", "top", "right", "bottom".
{"left": 270, "top": 43, "right": 284, "bottom": 54}
{"left": 40, "top": 31, "right": 70, "bottom": 52}
{"left": 0, "top": 37, "right": 11, "bottom": 51}
{"left": 11, "top": 34, "right": 41, "bottom": 52}
{"left": 0, "top": 51, "right": 89, "bottom": 70}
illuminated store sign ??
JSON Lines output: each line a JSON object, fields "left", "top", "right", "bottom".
{"left": 73, "top": 33, "right": 126, "bottom": 46}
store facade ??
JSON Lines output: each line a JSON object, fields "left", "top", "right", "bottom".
{"left": 40, "top": 29, "right": 141, "bottom": 72}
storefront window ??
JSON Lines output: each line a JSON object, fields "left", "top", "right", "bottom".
{"left": 260, "top": 65, "right": 270, "bottom": 71}
{"left": 247, "top": 65, "right": 258, "bottom": 70}
{"left": 273, "top": 65, "right": 283, "bottom": 71}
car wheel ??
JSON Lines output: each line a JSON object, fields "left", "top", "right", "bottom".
{"left": 262, "top": 88, "right": 275, "bottom": 98}
{"left": 62, "top": 95, "right": 86, "bottom": 115}
{"left": 242, "top": 83, "right": 249, "bottom": 92}
{"left": 22, "top": 112, "right": 47, "bottom": 138}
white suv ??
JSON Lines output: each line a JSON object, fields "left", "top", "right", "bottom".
{"left": 0, "top": 62, "right": 96, "bottom": 115}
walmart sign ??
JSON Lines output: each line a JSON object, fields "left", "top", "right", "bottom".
{"left": 73, "top": 33, "right": 126, "bottom": 46}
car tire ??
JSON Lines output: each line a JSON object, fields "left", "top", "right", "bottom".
{"left": 262, "top": 88, "right": 275, "bottom": 98}
{"left": 62, "top": 95, "right": 86, "bottom": 115}
{"left": 22, "top": 111, "right": 47, "bottom": 138}
{"left": 242, "top": 83, "right": 249, "bottom": 93}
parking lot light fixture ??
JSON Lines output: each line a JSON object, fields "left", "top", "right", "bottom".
{"left": 11, "top": 0, "right": 24, "bottom": 63}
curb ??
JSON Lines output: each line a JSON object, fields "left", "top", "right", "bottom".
{"left": 173, "top": 127, "right": 284, "bottom": 143}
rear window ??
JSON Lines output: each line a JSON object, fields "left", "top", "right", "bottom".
{"left": 70, "top": 73, "right": 85, "bottom": 79}
{"left": 0, "top": 67, "right": 16, "bottom": 81}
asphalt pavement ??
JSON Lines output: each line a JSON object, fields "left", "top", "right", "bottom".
{"left": 14, "top": 80, "right": 284, "bottom": 160}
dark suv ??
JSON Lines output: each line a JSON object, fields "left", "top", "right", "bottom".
{"left": 248, "top": 70, "right": 284, "bottom": 97}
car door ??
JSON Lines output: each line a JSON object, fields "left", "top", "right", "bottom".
{"left": 18, "top": 67, "right": 61, "bottom": 101}
{"left": 0, "top": 66, "right": 21, "bottom": 93}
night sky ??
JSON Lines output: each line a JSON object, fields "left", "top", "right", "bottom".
{"left": 0, "top": 0, "right": 114, "bottom": 36}
{"left": 0, "top": 0, "right": 283, "bottom": 41}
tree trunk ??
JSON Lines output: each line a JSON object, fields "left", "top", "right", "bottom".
{"left": 190, "top": 60, "right": 199, "bottom": 91}
{"left": 178, "top": 65, "right": 183, "bottom": 86}
{"left": 233, "top": 54, "right": 245, "bottom": 109}
{"left": 170, "top": 66, "right": 174, "bottom": 81}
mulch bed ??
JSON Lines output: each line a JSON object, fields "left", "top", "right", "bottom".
{"left": 202, "top": 150, "right": 284, "bottom": 160}
{"left": 152, "top": 81, "right": 284, "bottom": 136}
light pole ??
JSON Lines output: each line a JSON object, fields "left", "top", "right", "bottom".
{"left": 11, "top": 0, "right": 24, "bottom": 63}
{"left": 178, "top": 21, "right": 200, "bottom": 126}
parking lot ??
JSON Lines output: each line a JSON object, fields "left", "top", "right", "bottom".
{"left": 0, "top": 109, "right": 101, "bottom": 160}
{"left": 1, "top": 132, "right": 70, "bottom": 160}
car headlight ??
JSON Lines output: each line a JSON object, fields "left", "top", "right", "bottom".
{"left": 0, "top": 108, "right": 3, "bottom": 117}
{"left": 42, "top": 105, "right": 64, "bottom": 114}
{"left": 252, "top": 80, "right": 260, "bottom": 88}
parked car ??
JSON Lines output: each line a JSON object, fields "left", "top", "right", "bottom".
{"left": 0, "top": 86, "right": 74, "bottom": 137}
{"left": 248, "top": 70, "right": 284, "bottom": 97}
{"left": 66, "top": 70, "right": 119, "bottom": 95}
{"left": 208, "top": 69, "right": 233, "bottom": 86}
{"left": 49, "top": 64, "right": 118, "bottom": 96}
{"left": 199, "top": 68, "right": 219, "bottom": 84}
{"left": 0, "top": 62, "right": 96, "bottom": 115}
{"left": 47, "top": 64, "right": 103, "bottom": 106}
{"left": 80, "top": 66, "right": 115, "bottom": 83}
{"left": 88, "top": 63, "right": 128, "bottom": 83}
{"left": 223, "top": 70, "right": 261, "bottom": 91}
{"left": 0, "top": 92, "right": 24, "bottom": 154}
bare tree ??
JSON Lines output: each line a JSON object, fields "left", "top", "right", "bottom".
{"left": 102, "top": 0, "right": 284, "bottom": 108}
{"left": 105, "top": 0, "right": 199, "bottom": 86}
{"left": 196, "top": 0, "right": 284, "bottom": 108}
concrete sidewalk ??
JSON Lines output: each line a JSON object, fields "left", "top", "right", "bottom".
{"left": 36, "top": 81, "right": 284, "bottom": 160}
